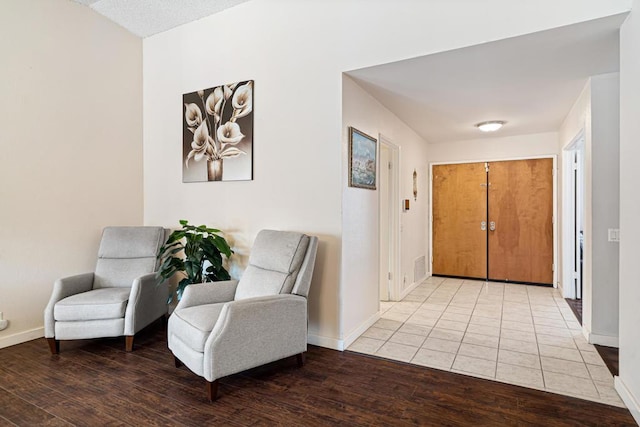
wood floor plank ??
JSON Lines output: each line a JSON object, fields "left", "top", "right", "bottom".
{"left": 0, "top": 416, "right": 17, "bottom": 427}
{"left": 0, "top": 366, "right": 68, "bottom": 408}
{"left": 0, "top": 322, "right": 635, "bottom": 427}
{"left": 38, "top": 399, "right": 128, "bottom": 427}
{"left": 0, "top": 389, "right": 69, "bottom": 426}
{"left": 1, "top": 354, "right": 178, "bottom": 426}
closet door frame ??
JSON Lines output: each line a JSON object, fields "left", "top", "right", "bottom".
{"left": 428, "top": 155, "right": 558, "bottom": 287}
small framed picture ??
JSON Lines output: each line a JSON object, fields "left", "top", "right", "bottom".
{"left": 348, "top": 127, "right": 377, "bottom": 190}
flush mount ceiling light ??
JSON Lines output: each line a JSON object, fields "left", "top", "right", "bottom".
{"left": 475, "top": 121, "right": 505, "bottom": 132}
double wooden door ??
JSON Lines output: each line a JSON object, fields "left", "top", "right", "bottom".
{"left": 432, "top": 158, "right": 553, "bottom": 285}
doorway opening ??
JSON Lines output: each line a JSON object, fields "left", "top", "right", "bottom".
{"left": 562, "top": 133, "right": 585, "bottom": 304}
{"left": 378, "top": 135, "right": 400, "bottom": 302}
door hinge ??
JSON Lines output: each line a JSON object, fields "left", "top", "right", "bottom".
{"left": 552, "top": 263, "right": 555, "bottom": 272}
{"left": 485, "top": 162, "right": 489, "bottom": 173}
{"left": 572, "top": 271, "right": 578, "bottom": 279}
{"left": 388, "top": 161, "right": 392, "bottom": 170}
{"left": 573, "top": 162, "right": 578, "bottom": 171}
{"left": 388, "top": 272, "right": 392, "bottom": 280}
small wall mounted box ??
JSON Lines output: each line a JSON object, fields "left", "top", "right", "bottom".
{"left": 403, "top": 199, "right": 410, "bottom": 212}
{"left": 0, "top": 312, "right": 8, "bottom": 331}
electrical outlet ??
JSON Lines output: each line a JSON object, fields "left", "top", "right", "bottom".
{"left": 0, "top": 312, "right": 8, "bottom": 331}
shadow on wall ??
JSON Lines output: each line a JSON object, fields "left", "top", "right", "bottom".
{"left": 163, "top": 228, "right": 340, "bottom": 340}
{"left": 306, "top": 235, "right": 339, "bottom": 326}
{"left": 225, "top": 230, "right": 341, "bottom": 342}
{"left": 225, "top": 230, "right": 252, "bottom": 278}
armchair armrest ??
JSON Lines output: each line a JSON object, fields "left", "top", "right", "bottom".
{"left": 176, "top": 280, "right": 239, "bottom": 310}
{"left": 203, "top": 294, "right": 307, "bottom": 381}
{"left": 44, "top": 272, "right": 94, "bottom": 338}
{"left": 124, "top": 273, "right": 168, "bottom": 335}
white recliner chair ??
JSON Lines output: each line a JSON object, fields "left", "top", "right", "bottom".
{"left": 44, "top": 226, "right": 167, "bottom": 354}
{"left": 168, "top": 230, "right": 318, "bottom": 401}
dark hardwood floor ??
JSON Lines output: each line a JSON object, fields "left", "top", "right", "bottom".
{"left": 565, "top": 297, "right": 583, "bottom": 324}
{"left": 596, "top": 345, "right": 620, "bottom": 377}
{"left": 0, "top": 321, "right": 635, "bottom": 427}
{"left": 565, "top": 297, "right": 620, "bottom": 377}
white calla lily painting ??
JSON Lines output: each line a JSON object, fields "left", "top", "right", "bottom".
{"left": 183, "top": 80, "right": 253, "bottom": 182}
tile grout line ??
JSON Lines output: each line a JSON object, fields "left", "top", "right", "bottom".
{"left": 379, "top": 277, "right": 445, "bottom": 360}
{"left": 353, "top": 280, "right": 621, "bottom": 406}
{"left": 527, "top": 285, "right": 546, "bottom": 390}
{"left": 494, "top": 281, "right": 505, "bottom": 380}
{"left": 451, "top": 279, "right": 488, "bottom": 376}
{"left": 555, "top": 293, "right": 609, "bottom": 401}
{"left": 427, "top": 278, "right": 463, "bottom": 371}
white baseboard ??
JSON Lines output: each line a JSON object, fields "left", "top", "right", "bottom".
{"left": 0, "top": 327, "right": 44, "bottom": 349}
{"left": 342, "top": 311, "right": 381, "bottom": 350}
{"left": 615, "top": 376, "right": 640, "bottom": 425}
{"left": 588, "top": 332, "right": 619, "bottom": 348}
{"left": 582, "top": 325, "right": 590, "bottom": 342}
{"left": 399, "top": 275, "right": 426, "bottom": 300}
{"left": 308, "top": 333, "right": 343, "bottom": 351}
{"left": 583, "top": 324, "right": 619, "bottom": 347}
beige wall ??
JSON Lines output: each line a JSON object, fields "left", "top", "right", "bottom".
{"left": 0, "top": 0, "right": 143, "bottom": 347}
{"left": 142, "top": 0, "right": 630, "bottom": 349}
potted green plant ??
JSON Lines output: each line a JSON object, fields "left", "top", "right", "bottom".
{"left": 157, "top": 220, "right": 233, "bottom": 302}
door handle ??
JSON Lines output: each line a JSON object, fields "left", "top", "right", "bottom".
{"left": 489, "top": 221, "right": 496, "bottom": 231}
{"left": 481, "top": 221, "right": 487, "bottom": 231}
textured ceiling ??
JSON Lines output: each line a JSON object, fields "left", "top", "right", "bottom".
{"left": 71, "top": 0, "right": 251, "bottom": 37}
{"left": 347, "top": 15, "right": 625, "bottom": 143}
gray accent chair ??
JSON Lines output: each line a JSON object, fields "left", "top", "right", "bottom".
{"left": 168, "top": 230, "right": 318, "bottom": 401}
{"left": 44, "top": 226, "right": 167, "bottom": 354}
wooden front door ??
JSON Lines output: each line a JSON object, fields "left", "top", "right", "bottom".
{"left": 432, "top": 163, "right": 487, "bottom": 279}
{"left": 431, "top": 158, "right": 554, "bottom": 285}
{"left": 487, "top": 158, "right": 554, "bottom": 284}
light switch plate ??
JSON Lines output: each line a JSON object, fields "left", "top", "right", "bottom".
{"left": 608, "top": 228, "right": 620, "bottom": 242}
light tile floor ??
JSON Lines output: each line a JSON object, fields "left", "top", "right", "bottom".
{"left": 347, "top": 276, "right": 625, "bottom": 407}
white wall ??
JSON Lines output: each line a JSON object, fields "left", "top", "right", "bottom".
{"left": 429, "top": 132, "right": 559, "bottom": 164}
{"left": 558, "top": 75, "right": 621, "bottom": 347}
{"left": 142, "top": 0, "right": 632, "bottom": 349}
{"left": 590, "top": 73, "right": 620, "bottom": 343}
{"left": 341, "top": 76, "right": 429, "bottom": 346}
{"left": 617, "top": 1, "right": 640, "bottom": 422}
{"left": 0, "top": 0, "right": 143, "bottom": 348}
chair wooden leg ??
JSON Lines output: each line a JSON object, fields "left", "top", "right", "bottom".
{"left": 125, "top": 335, "right": 134, "bottom": 352}
{"left": 174, "top": 356, "right": 183, "bottom": 368}
{"left": 206, "top": 380, "right": 219, "bottom": 402}
{"left": 47, "top": 338, "right": 59, "bottom": 355}
{"left": 296, "top": 352, "right": 305, "bottom": 367}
